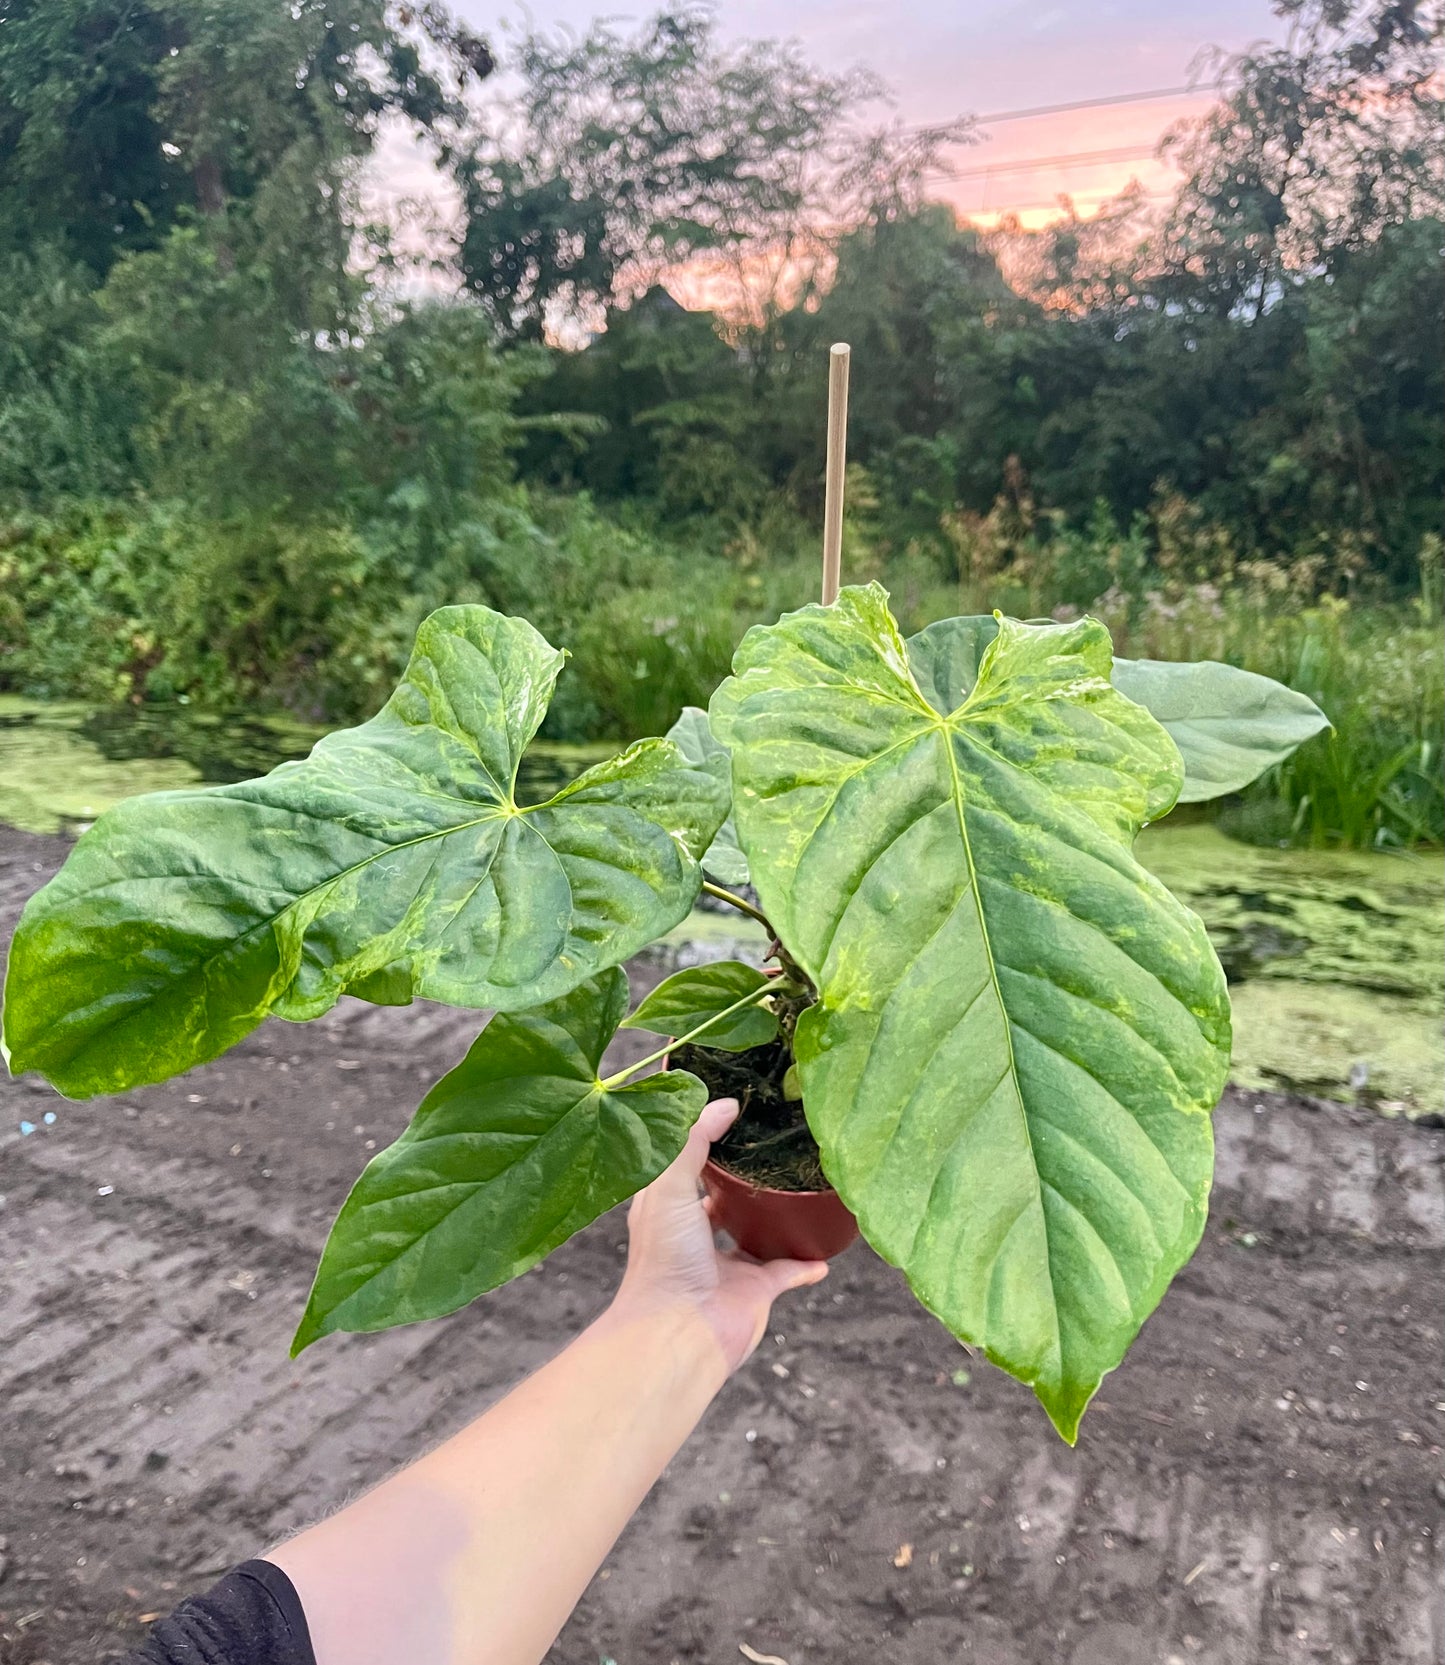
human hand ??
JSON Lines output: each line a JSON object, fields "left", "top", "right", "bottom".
{"left": 613, "top": 1098, "right": 829, "bottom": 1374}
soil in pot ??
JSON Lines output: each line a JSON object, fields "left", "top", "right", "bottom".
{"left": 671, "top": 1037, "right": 826, "bottom": 1192}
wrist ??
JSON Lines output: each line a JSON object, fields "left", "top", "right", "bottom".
{"left": 595, "top": 1289, "right": 731, "bottom": 1399}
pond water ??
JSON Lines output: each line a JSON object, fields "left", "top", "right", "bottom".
{"left": 0, "top": 696, "right": 609, "bottom": 835}
{"left": 1137, "top": 825, "right": 1441, "bottom": 1115}
{"left": 2, "top": 697, "right": 1440, "bottom": 1114}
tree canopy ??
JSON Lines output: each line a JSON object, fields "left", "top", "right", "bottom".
{"left": 0, "top": 0, "right": 1440, "bottom": 727}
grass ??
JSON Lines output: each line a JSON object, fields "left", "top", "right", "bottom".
{"left": 1104, "top": 584, "right": 1442, "bottom": 852}
{"left": 3, "top": 494, "right": 1439, "bottom": 851}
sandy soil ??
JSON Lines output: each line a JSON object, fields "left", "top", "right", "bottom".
{"left": 1, "top": 824, "right": 1442, "bottom": 1665}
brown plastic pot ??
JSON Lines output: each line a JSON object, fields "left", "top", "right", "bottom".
{"left": 662, "top": 975, "right": 858, "bottom": 1262}
{"left": 701, "top": 1158, "right": 859, "bottom": 1262}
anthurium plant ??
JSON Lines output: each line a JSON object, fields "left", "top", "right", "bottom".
{"left": 2, "top": 586, "right": 1327, "bottom": 1439}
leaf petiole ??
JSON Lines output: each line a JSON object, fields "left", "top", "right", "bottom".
{"left": 601, "top": 981, "right": 778, "bottom": 1089}
{"left": 701, "top": 880, "right": 773, "bottom": 931}
{"left": 700, "top": 881, "right": 814, "bottom": 992}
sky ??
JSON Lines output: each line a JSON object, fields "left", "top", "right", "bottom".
{"left": 452, "top": 0, "right": 1281, "bottom": 221}
{"left": 368, "top": 0, "right": 1287, "bottom": 276}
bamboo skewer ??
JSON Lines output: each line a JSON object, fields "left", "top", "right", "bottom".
{"left": 821, "top": 342, "right": 851, "bottom": 605}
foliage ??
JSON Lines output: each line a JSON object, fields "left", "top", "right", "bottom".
{"left": 291, "top": 968, "right": 705, "bottom": 1347}
{"left": 0, "top": 0, "right": 487, "bottom": 278}
{"left": 0, "top": 0, "right": 1439, "bottom": 855}
{"left": 712, "top": 590, "right": 1230, "bottom": 1440}
{"left": 517, "top": 196, "right": 1443, "bottom": 580}
{"left": 451, "top": 3, "right": 962, "bottom": 341}
{"left": 1157, "top": 0, "right": 1445, "bottom": 314}
{"left": 4, "top": 607, "right": 727, "bottom": 1096}
{"left": 1100, "top": 572, "right": 1444, "bottom": 850}
{"left": 6, "top": 588, "right": 1328, "bottom": 1439}
{"left": 1109, "top": 658, "right": 1332, "bottom": 801}
{"left": 625, "top": 961, "right": 781, "bottom": 1052}
{"left": 662, "top": 707, "right": 748, "bottom": 885}
{"left": 454, "top": 6, "right": 865, "bottom": 339}
{"left": 1, "top": 0, "right": 1435, "bottom": 1434}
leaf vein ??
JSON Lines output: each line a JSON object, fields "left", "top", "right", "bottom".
{"left": 1008, "top": 1017, "right": 1191, "bottom": 1188}
{"left": 995, "top": 960, "right": 1193, "bottom": 1103}
{"left": 1039, "top": 1177, "right": 1138, "bottom": 1323}
{"left": 903, "top": 1060, "right": 1013, "bottom": 1263}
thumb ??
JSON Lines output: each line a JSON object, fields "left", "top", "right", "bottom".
{"left": 678, "top": 1095, "right": 739, "bottom": 1179}
{"left": 757, "top": 1258, "right": 830, "bottom": 1300}
{"left": 645, "top": 1096, "right": 739, "bottom": 1203}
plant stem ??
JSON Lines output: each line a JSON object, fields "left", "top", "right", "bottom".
{"left": 701, "top": 880, "right": 772, "bottom": 931}
{"left": 700, "top": 880, "right": 814, "bottom": 994}
{"left": 600, "top": 982, "right": 777, "bottom": 1090}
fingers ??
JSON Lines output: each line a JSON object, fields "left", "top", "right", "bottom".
{"left": 696, "top": 1096, "right": 740, "bottom": 1145}
{"left": 674, "top": 1096, "right": 739, "bottom": 1185}
{"left": 637, "top": 1097, "right": 739, "bottom": 1209}
{"left": 757, "top": 1257, "right": 830, "bottom": 1300}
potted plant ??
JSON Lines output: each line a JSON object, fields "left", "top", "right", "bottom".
{"left": 2, "top": 586, "right": 1325, "bottom": 1439}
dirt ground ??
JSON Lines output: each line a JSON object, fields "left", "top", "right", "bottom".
{"left": 2, "top": 823, "right": 1443, "bottom": 1665}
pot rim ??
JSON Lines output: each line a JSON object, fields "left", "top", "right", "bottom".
{"left": 702, "top": 1152, "right": 841, "bottom": 1203}
{"left": 659, "top": 966, "right": 839, "bottom": 1202}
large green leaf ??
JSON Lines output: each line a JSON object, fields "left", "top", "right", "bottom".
{"left": 905, "top": 613, "right": 1000, "bottom": 715}
{"left": 907, "top": 615, "right": 1328, "bottom": 803}
{"left": 711, "top": 584, "right": 1230, "bottom": 1441}
{"left": 4, "top": 606, "right": 728, "bottom": 1098}
{"left": 623, "top": 960, "right": 779, "bottom": 1051}
{"left": 665, "top": 706, "right": 750, "bottom": 886}
{"left": 293, "top": 969, "right": 705, "bottom": 1350}
{"left": 1111, "top": 657, "right": 1329, "bottom": 801}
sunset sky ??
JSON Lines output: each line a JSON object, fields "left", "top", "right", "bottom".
{"left": 458, "top": 0, "right": 1282, "bottom": 223}
{"left": 371, "top": 0, "right": 1288, "bottom": 276}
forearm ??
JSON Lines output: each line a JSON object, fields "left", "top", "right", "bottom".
{"left": 270, "top": 1296, "right": 729, "bottom": 1665}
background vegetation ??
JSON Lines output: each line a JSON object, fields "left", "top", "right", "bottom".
{"left": 1, "top": 0, "right": 1440, "bottom": 847}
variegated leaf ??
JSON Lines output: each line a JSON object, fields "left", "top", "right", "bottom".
{"left": 4, "top": 607, "right": 728, "bottom": 1097}
{"left": 711, "top": 584, "right": 1230, "bottom": 1440}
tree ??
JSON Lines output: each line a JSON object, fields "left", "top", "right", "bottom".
{"left": 454, "top": 5, "right": 883, "bottom": 341}
{"left": 0, "top": 0, "right": 496, "bottom": 505}
{"left": 1157, "top": 0, "right": 1445, "bottom": 317}
{"left": 0, "top": 0, "right": 491, "bottom": 280}
{"left": 519, "top": 287, "right": 772, "bottom": 521}
{"left": 930, "top": 0, "right": 1445, "bottom": 572}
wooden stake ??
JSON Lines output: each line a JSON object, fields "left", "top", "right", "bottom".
{"left": 821, "top": 342, "right": 851, "bottom": 605}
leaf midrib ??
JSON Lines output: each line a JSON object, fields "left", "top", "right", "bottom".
{"left": 888, "top": 675, "right": 1063, "bottom": 1376}
{"left": 801, "top": 665, "right": 1064, "bottom": 1377}
{"left": 936, "top": 720, "right": 1044, "bottom": 1219}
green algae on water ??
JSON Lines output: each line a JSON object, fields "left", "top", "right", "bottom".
{"left": 0, "top": 699, "right": 616, "bottom": 836}
{"left": 0, "top": 698, "right": 203, "bottom": 835}
{"left": 1140, "top": 824, "right": 1444, "bottom": 1114}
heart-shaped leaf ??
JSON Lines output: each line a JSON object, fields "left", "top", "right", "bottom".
{"left": 623, "top": 960, "right": 779, "bottom": 1052}
{"left": 906, "top": 613, "right": 1000, "bottom": 715}
{"left": 666, "top": 706, "right": 750, "bottom": 886}
{"left": 1110, "top": 657, "right": 1329, "bottom": 801}
{"left": 907, "top": 615, "right": 1328, "bottom": 803}
{"left": 293, "top": 969, "right": 704, "bottom": 1350}
{"left": 4, "top": 606, "right": 728, "bottom": 1098}
{"left": 711, "top": 584, "right": 1230, "bottom": 1441}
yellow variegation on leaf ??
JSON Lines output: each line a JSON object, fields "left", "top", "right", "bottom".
{"left": 710, "top": 584, "right": 1231, "bottom": 1441}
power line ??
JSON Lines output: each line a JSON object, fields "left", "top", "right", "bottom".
{"left": 928, "top": 144, "right": 1162, "bottom": 182}
{"left": 904, "top": 82, "right": 1222, "bottom": 136}
{"left": 975, "top": 83, "right": 1219, "bottom": 124}
{"left": 952, "top": 188, "right": 1174, "bottom": 217}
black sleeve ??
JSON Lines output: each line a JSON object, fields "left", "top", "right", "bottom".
{"left": 121, "top": 1559, "right": 316, "bottom": 1665}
